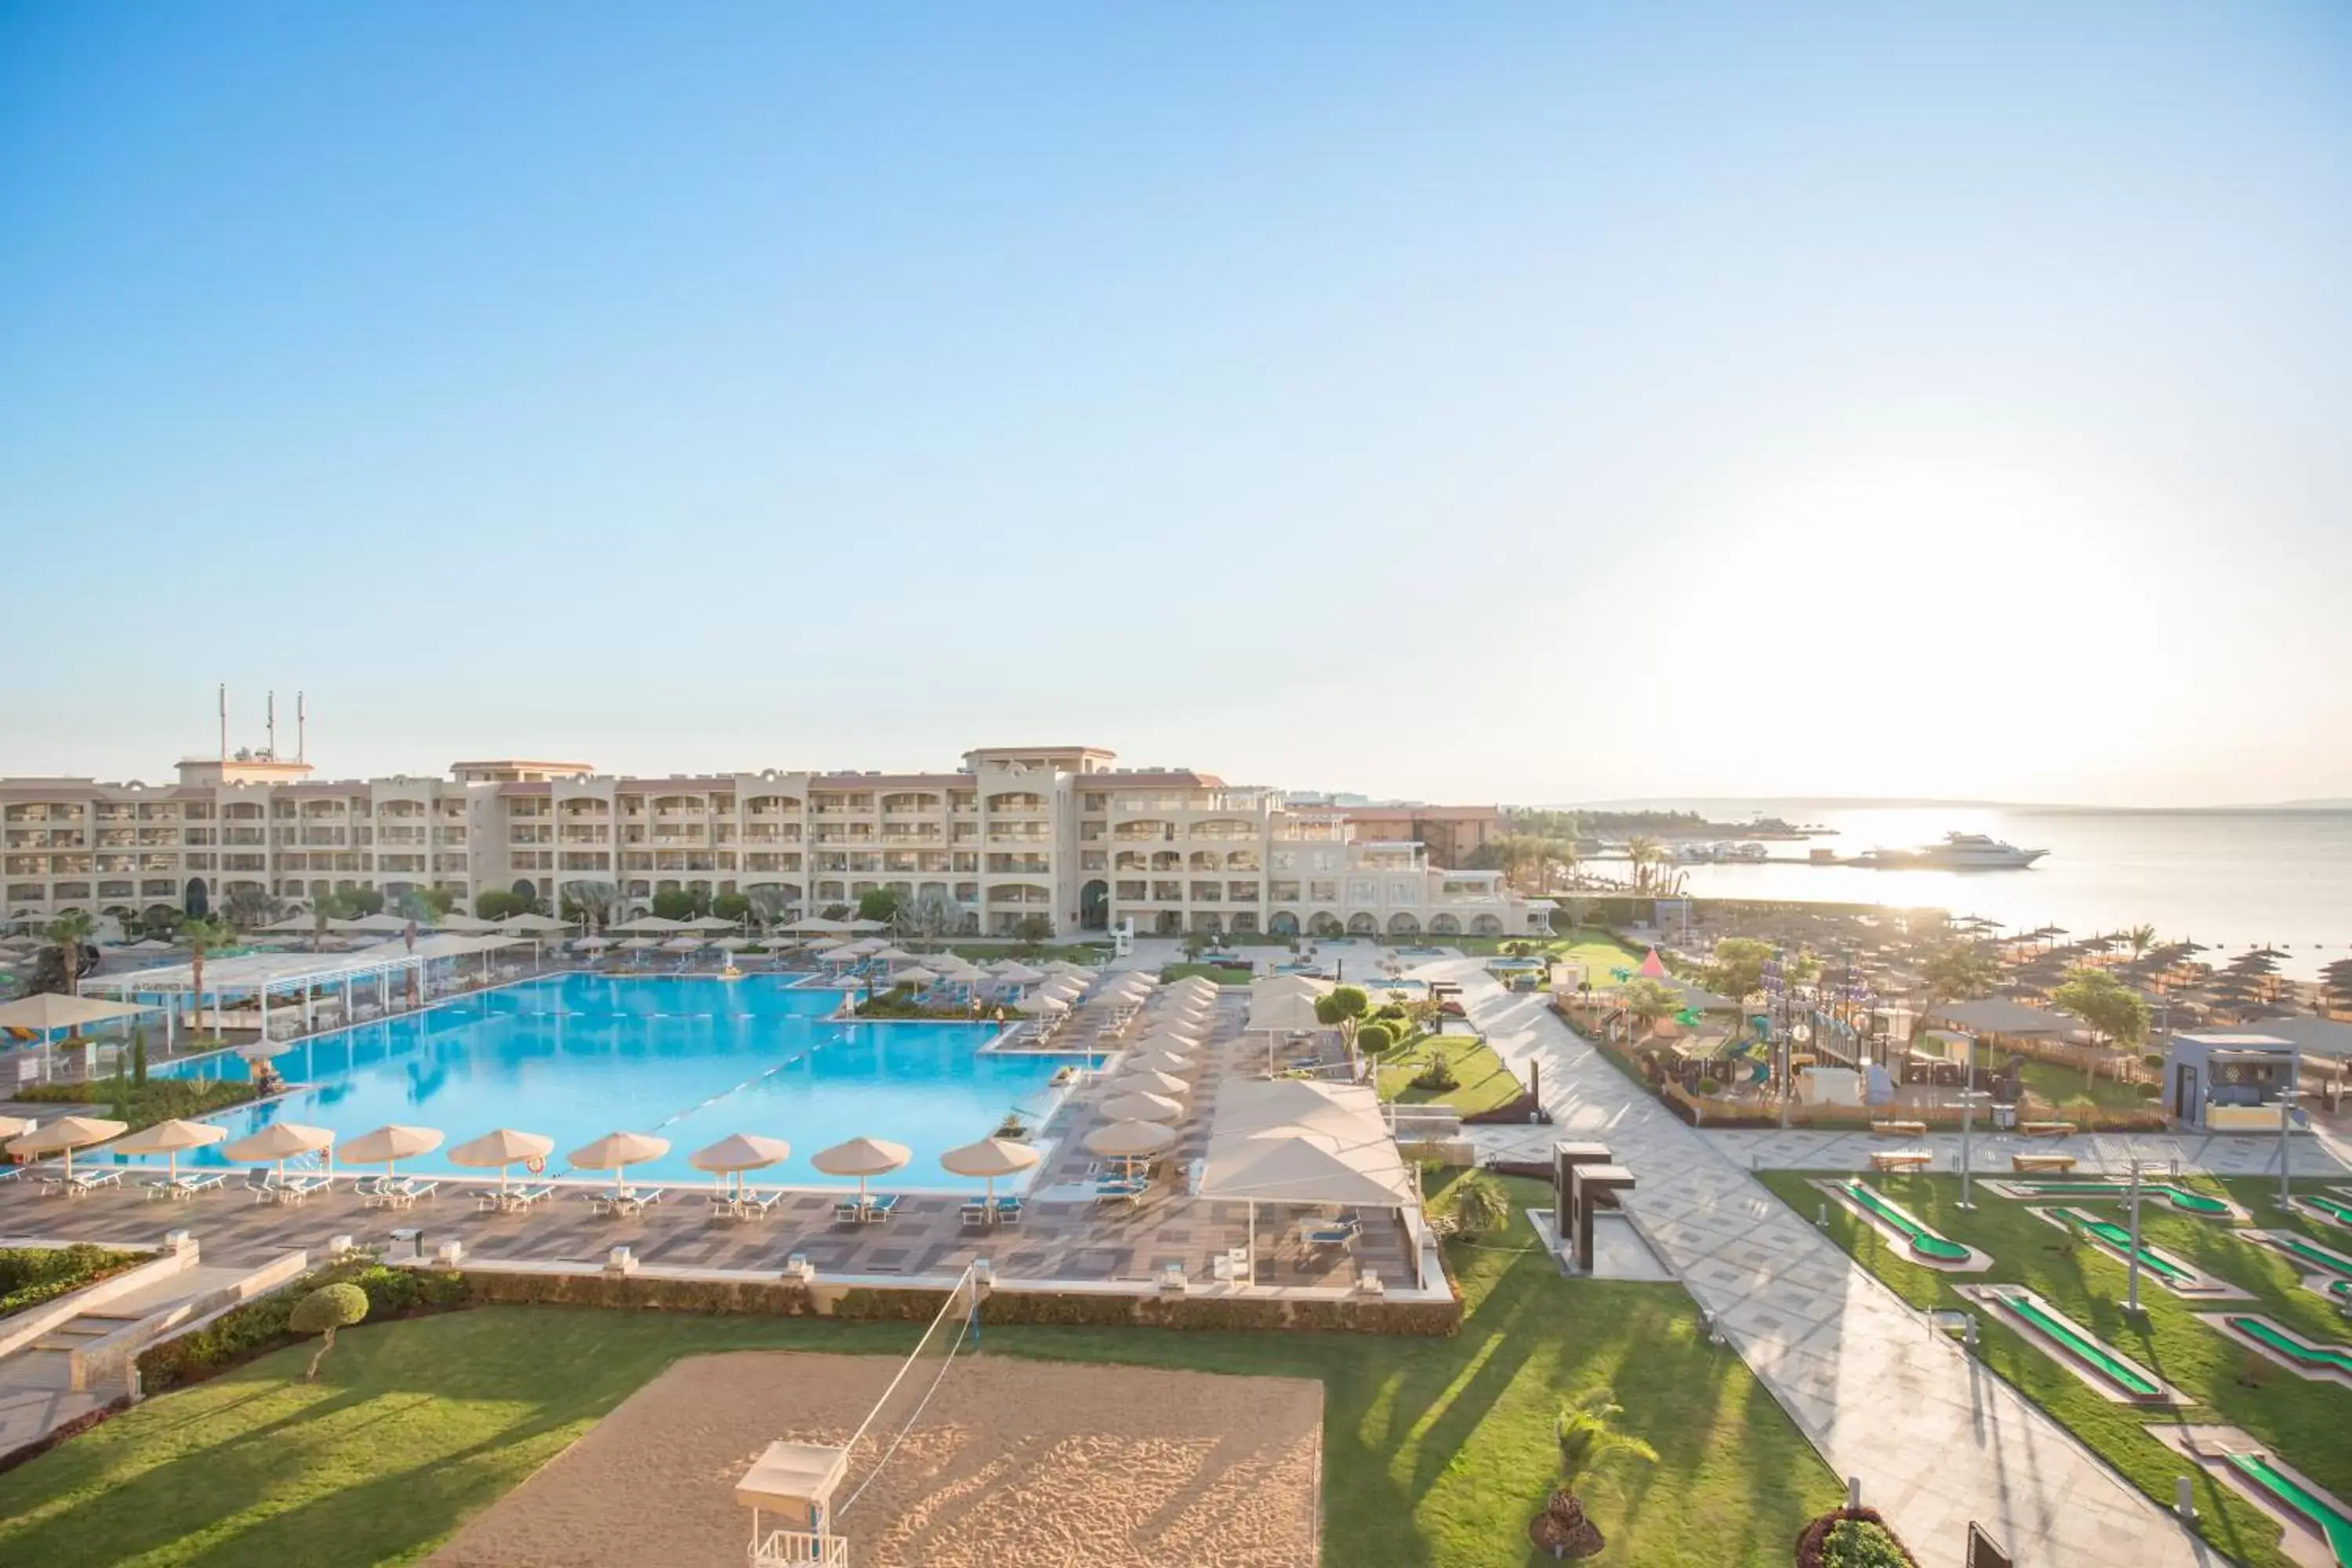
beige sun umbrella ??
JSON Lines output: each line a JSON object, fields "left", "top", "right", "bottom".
{"left": 1134, "top": 1025, "right": 1202, "bottom": 1048}
{"left": 689, "top": 1132, "right": 792, "bottom": 1197}
{"left": 568, "top": 1131, "right": 672, "bottom": 1198}
{"left": 1125, "top": 1049, "right": 1193, "bottom": 1075}
{"left": 220, "top": 1121, "right": 334, "bottom": 1181}
{"left": 1099, "top": 1091, "right": 1184, "bottom": 1123}
{"left": 448, "top": 1127, "right": 556, "bottom": 1196}
{"left": 8, "top": 1114, "right": 127, "bottom": 1182}
{"left": 1116, "top": 1067, "right": 1191, "bottom": 1098}
{"left": 938, "top": 1136, "right": 1041, "bottom": 1211}
{"left": 0, "top": 1114, "right": 34, "bottom": 1141}
{"left": 336, "top": 1124, "right": 444, "bottom": 1178}
{"left": 811, "top": 1135, "right": 910, "bottom": 1208}
{"left": 111, "top": 1118, "right": 228, "bottom": 1183}
{"left": 893, "top": 965, "right": 941, "bottom": 988}
{"left": 1083, "top": 1118, "right": 1177, "bottom": 1177}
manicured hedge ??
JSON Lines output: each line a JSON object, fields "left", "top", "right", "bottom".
{"left": 1795, "top": 1506, "right": 1919, "bottom": 1568}
{"left": 136, "top": 1263, "right": 469, "bottom": 1393}
{"left": 0, "top": 1245, "right": 147, "bottom": 1320}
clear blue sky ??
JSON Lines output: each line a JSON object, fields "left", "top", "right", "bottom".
{"left": 4, "top": 3, "right": 2347, "bottom": 805}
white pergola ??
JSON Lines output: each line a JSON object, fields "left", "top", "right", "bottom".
{"left": 79, "top": 933, "right": 528, "bottom": 1044}
{"left": 1198, "top": 1078, "right": 1422, "bottom": 1287}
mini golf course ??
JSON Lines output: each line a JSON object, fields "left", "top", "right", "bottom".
{"left": 2225, "top": 1452, "right": 2352, "bottom": 1568}
{"left": 2047, "top": 1206, "right": 2206, "bottom": 1289}
{"left": 1998, "top": 1179, "right": 2235, "bottom": 1217}
{"left": 2291, "top": 1192, "right": 2352, "bottom": 1230}
{"left": 2255, "top": 1230, "right": 2352, "bottom": 1283}
{"left": 1986, "top": 1289, "right": 2165, "bottom": 1400}
{"left": 2216, "top": 1316, "right": 2352, "bottom": 1381}
{"left": 1837, "top": 1179, "right": 1971, "bottom": 1264}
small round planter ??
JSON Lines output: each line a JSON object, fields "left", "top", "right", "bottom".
{"left": 1794, "top": 1504, "right": 1922, "bottom": 1568}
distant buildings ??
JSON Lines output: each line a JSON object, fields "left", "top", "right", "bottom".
{"left": 2, "top": 743, "right": 1552, "bottom": 941}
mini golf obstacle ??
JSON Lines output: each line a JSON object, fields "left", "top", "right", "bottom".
{"left": 737, "top": 1263, "right": 982, "bottom": 1567}
{"left": 2155, "top": 1427, "right": 2352, "bottom": 1568}
{"left": 1982, "top": 1178, "right": 2242, "bottom": 1220}
{"left": 2024, "top": 1206, "right": 2247, "bottom": 1298}
{"left": 1957, "top": 1284, "right": 2174, "bottom": 1403}
{"left": 2199, "top": 1314, "right": 2352, "bottom": 1390}
{"left": 1813, "top": 1178, "right": 1987, "bottom": 1270}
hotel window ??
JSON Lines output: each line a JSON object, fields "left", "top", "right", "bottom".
{"left": 1348, "top": 878, "right": 1376, "bottom": 902}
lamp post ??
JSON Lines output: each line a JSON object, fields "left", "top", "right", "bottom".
{"left": 1956, "top": 1030, "right": 1989, "bottom": 1210}
{"left": 2121, "top": 1159, "right": 2165, "bottom": 1319}
{"left": 2278, "top": 1083, "right": 2302, "bottom": 1208}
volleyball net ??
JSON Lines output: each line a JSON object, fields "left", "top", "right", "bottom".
{"left": 836, "top": 1262, "right": 982, "bottom": 1515}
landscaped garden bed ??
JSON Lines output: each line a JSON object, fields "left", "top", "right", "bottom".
{"left": 0, "top": 1245, "right": 149, "bottom": 1321}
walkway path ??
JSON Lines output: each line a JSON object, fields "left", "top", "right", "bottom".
{"left": 1435, "top": 957, "right": 2222, "bottom": 1568}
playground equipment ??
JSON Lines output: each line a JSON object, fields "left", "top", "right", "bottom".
{"left": 739, "top": 1263, "right": 982, "bottom": 1567}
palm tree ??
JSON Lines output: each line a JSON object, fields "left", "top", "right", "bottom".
{"left": 1530, "top": 1391, "right": 1657, "bottom": 1558}
{"left": 177, "top": 914, "right": 236, "bottom": 1041}
{"left": 2122, "top": 924, "right": 2159, "bottom": 967}
{"left": 42, "top": 910, "right": 95, "bottom": 995}
{"left": 1624, "top": 837, "right": 1664, "bottom": 895}
{"left": 1620, "top": 978, "right": 1679, "bottom": 1040}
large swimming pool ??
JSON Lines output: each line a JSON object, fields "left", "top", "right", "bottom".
{"left": 144, "top": 975, "right": 1076, "bottom": 1192}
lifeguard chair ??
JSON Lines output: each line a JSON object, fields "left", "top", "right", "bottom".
{"left": 736, "top": 1441, "right": 850, "bottom": 1566}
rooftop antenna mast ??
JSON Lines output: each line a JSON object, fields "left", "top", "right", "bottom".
{"left": 297, "top": 691, "right": 307, "bottom": 763}
{"left": 267, "top": 691, "right": 278, "bottom": 760}
{"left": 218, "top": 684, "right": 227, "bottom": 764}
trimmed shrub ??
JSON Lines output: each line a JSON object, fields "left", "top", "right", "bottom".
{"left": 1795, "top": 1506, "right": 1919, "bottom": 1568}
{"left": 0, "top": 1245, "right": 148, "bottom": 1319}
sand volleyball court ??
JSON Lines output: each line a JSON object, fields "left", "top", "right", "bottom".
{"left": 429, "top": 1351, "right": 1322, "bottom": 1568}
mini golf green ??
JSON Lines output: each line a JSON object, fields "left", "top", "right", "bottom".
{"left": 2274, "top": 1234, "right": 2352, "bottom": 1280}
{"left": 2299, "top": 1194, "right": 2352, "bottom": 1229}
{"left": 1842, "top": 1180, "right": 1970, "bottom": 1264}
{"left": 2002, "top": 1180, "right": 2230, "bottom": 1216}
{"left": 1994, "top": 1293, "right": 2162, "bottom": 1398}
{"left": 2053, "top": 1207, "right": 2196, "bottom": 1284}
{"left": 2224, "top": 1317, "right": 2352, "bottom": 1378}
{"left": 2225, "top": 1452, "right": 2352, "bottom": 1567}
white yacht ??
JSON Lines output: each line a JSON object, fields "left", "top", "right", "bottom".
{"left": 1912, "top": 833, "right": 2047, "bottom": 869}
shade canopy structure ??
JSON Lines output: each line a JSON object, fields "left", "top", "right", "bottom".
{"left": 1922, "top": 997, "right": 2078, "bottom": 1037}
{"left": 1040, "top": 960, "right": 1095, "bottom": 977}
{"left": 1083, "top": 1119, "right": 1177, "bottom": 1160}
{"left": 1201, "top": 1078, "right": 1419, "bottom": 1283}
{"left": 811, "top": 1134, "right": 910, "bottom": 1204}
{"left": 237, "top": 1040, "right": 292, "bottom": 1061}
{"left": 992, "top": 962, "right": 1046, "bottom": 985}
{"left": 569, "top": 1131, "right": 673, "bottom": 1196}
{"left": 8, "top": 1113, "right": 127, "bottom": 1180}
{"left": 931, "top": 956, "right": 982, "bottom": 977}
{"left": 433, "top": 913, "right": 500, "bottom": 933}
{"left": 1124, "top": 1050, "right": 1193, "bottom": 1076}
{"left": 220, "top": 1120, "right": 335, "bottom": 1179}
{"left": 802, "top": 937, "right": 845, "bottom": 953}
{"left": 786, "top": 916, "right": 853, "bottom": 935}
{"left": 868, "top": 946, "right": 914, "bottom": 964}
{"left": 1247, "top": 992, "right": 1328, "bottom": 1035}
{"left": 1131, "top": 1030, "right": 1201, "bottom": 1055}
{"left": 330, "top": 913, "right": 413, "bottom": 935}
{"left": 609, "top": 916, "right": 687, "bottom": 935}
{"left": 78, "top": 935, "right": 524, "bottom": 1013}
{"left": 689, "top": 1133, "right": 792, "bottom": 1195}
{"left": 1099, "top": 1091, "right": 1185, "bottom": 1123}
{"left": 681, "top": 915, "right": 739, "bottom": 932}
{"left": 891, "top": 966, "right": 941, "bottom": 988}
{"left": 0, "top": 1114, "right": 34, "bottom": 1140}
{"left": 714, "top": 937, "right": 753, "bottom": 952}
{"left": 576, "top": 936, "right": 613, "bottom": 950}
{"left": 499, "top": 913, "right": 573, "bottom": 935}
{"left": 619, "top": 938, "right": 662, "bottom": 953}
{"left": 114, "top": 1118, "right": 228, "bottom": 1166}
{"left": 254, "top": 913, "right": 317, "bottom": 934}
{"left": 841, "top": 918, "right": 890, "bottom": 933}
{"left": 0, "top": 992, "right": 159, "bottom": 1034}
{"left": 337, "top": 1123, "right": 444, "bottom": 1175}
{"left": 1116, "top": 1067, "right": 1191, "bottom": 1098}
{"left": 1250, "top": 974, "right": 1334, "bottom": 1001}
{"left": 448, "top": 1127, "right": 556, "bottom": 1194}
{"left": 661, "top": 936, "right": 703, "bottom": 953}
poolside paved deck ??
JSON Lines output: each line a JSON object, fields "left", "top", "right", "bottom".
{"left": 0, "top": 982, "right": 1410, "bottom": 1293}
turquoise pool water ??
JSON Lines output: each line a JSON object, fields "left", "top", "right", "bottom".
{"left": 140, "top": 975, "right": 1077, "bottom": 1192}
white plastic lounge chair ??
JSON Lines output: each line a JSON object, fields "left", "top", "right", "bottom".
{"left": 176, "top": 1171, "right": 227, "bottom": 1199}
{"left": 863, "top": 1192, "right": 900, "bottom": 1221}
{"left": 278, "top": 1174, "right": 330, "bottom": 1203}
{"left": 245, "top": 1168, "right": 281, "bottom": 1203}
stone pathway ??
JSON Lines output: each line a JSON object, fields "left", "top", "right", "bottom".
{"left": 1435, "top": 959, "right": 2224, "bottom": 1568}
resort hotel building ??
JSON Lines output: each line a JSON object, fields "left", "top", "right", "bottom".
{"left": 2, "top": 742, "right": 1554, "bottom": 942}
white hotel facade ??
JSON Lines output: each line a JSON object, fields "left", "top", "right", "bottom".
{"left": 2, "top": 743, "right": 1553, "bottom": 942}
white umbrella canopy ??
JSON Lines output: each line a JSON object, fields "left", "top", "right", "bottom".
{"left": 1083, "top": 1119, "right": 1177, "bottom": 1160}
{"left": 337, "top": 1123, "right": 444, "bottom": 1176}
{"left": 448, "top": 1127, "right": 556, "bottom": 1195}
{"left": 689, "top": 1132, "right": 791, "bottom": 1196}
{"left": 682, "top": 915, "right": 739, "bottom": 931}
{"left": 938, "top": 1136, "right": 1040, "bottom": 1210}
{"left": 9, "top": 1114, "right": 127, "bottom": 1181}
{"left": 841, "top": 918, "right": 890, "bottom": 932}
{"left": 619, "top": 937, "right": 662, "bottom": 952}
{"left": 804, "top": 938, "right": 845, "bottom": 953}
{"left": 869, "top": 946, "right": 915, "bottom": 964}
{"left": 660, "top": 936, "right": 702, "bottom": 953}
{"left": 714, "top": 937, "right": 753, "bottom": 952}
{"left": 498, "top": 913, "right": 573, "bottom": 934}
{"left": 1100, "top": 1091, "right": 1184, "bottom": 1123}
{"left": 330, "top": 913, "right": 411, "bottom": 935}
{"left": 1040, "top": 960, "right": 1091, "bottom": 976}
{"left": 787, "top": 916, "right": 852, "bottom": 935}
{"left": 112, "top": 1118, "right": 228, "bottom": 1182}
{"left": 0, "top": 993, "right": 154, "bottom": 1033}
{"left": 811, "top": 1134, "right": 911, "bottom": 1205}
{"left": 1116, "top": 1068, "right": 1191, "bottom": 1098}
{"left": 1131, "top": 1033, "right": 1201, "bottom": 1058}
{"left": 576, "top": 935, "right": 613, "bottom": 950}
{"left": 0, "top": 1114, "right": 35, "bottom": 1140}
{"left": 568, "top": 1130, "right": 673, "bottom": 1197}
{"left": 891, "top": 966, "right": 941, "bottom": 988}
{"left": 610, "top": 916, "right": 687, "bottom": 935}
{"left": 238, "top": 1040, "right": 293, "bottom": 1061}
{"left": 220, "top": 1121, "right": 335, "bottom": 1180}
{"left": 434, "top": 913, "right": 499, "bottom": 932}
{"left": 1125, "top": 1050, "right": 1194, "bottom": 1075}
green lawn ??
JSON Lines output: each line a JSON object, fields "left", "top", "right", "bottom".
{"left": 1377, "top": 1034, "right": 1528, "bottom": 1116}
{"left": 0, "top": 1178, "right": 1838, "bottom": 1567}
{"left": 1449, "top": 929, "right": 1639, "bottom": 974}
{"left": 1755, "top": 1171, "right": 2352, "bottom": 1568}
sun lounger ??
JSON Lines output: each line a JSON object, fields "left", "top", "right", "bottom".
{"left": 1298, "top": 1217, "right": 1363, "bottom": 1248}
{"left": 352, "top": 1174, "right": 387, "bottom": 1200}
{"left": 991, "top": 1196, "right": 1022, "bottom": 1224}
{"left": 863, "top": 1192, "right": 900, "bottom": 1221}
{"left": 593, "top": 1185, "right": 664, "bottom": 1217}
{"left": 833, "top": 1196, "right": 869, "bottom": 1225}
{"left": 960, "top": 1198, "right": 993, "bottom": 1227}
{"left": 737, "top": 1189, "right": 782, "bottom": 1218}
{"left": 246, "top": 1169, "right": 281, "bottom": 1203}
{"left": 372, "top": 1178, "right": 437, "bottom": 1208}
{"left": 175, "top": 1171, "right": 227, "bottom": 1199}
{"left": 503, "top": 1183, "right": 555, "bottom": 1210}
{"left": 278, "top": 1174, "right": 330, "bottom": 1203}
